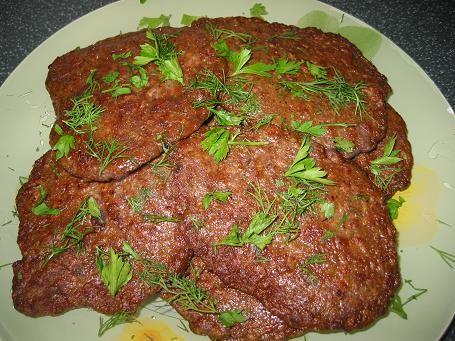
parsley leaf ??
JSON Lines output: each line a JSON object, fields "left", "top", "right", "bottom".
{"left": 102, "top": 71, "right": 120, "bottom": 84}
{"left": 203, "top": 191, "right": 232, "bottom": 210}
{"left": 181, "top": 14, "right": 202, "bottom": 26}
{"left": 134, "top": 31, "right": 183, "bottom": 84}
{"left": 218, "top": 310, "right": 248, "bottom": 327}
{"left": 96, "top": 248, "right": 133, "bottom": 297}
{"left": 138, "top": 14, "right": 171, "bottom": 29}
{"left": 32, "top": 185, "right": 61, "bottom": 216}
{"left": 320, "top": 201, "right": 334, "bottom": 219}
{"left": 53, "top": 124, "right": 75, "bottom": 160}
{"left": 274, "top": 58, "right": 303, "bottom": 75}
{"left": 130, "top": 66, "right": 149, "bottom": 89}
{"left": 333, "top": 137, "right": 355, "bottom": 153}
{"left": 230, "top": 47, "right": 274, "bottom": 77}
{"left": 201, "top": 128, "right": 231, "bottom": 163}
{"left": 389, "top": 279, "right": 428, "bottom": 319}
{"left": 386, "top": 196, "right": 405, "bottom": 220}
{"left": 285, "top": 137, "right": 335, "bottom": 185}
{"left": 210, "top": 108, "right": 244, "bottom": 126}
{"left": 292, "top": 120, "right": 327, "bottom": 137}
{"left": 250, "top": 3, "right": 268, "bottom": 18}
{"left": 306, "top": 61, "right": 327, "bottom": 80}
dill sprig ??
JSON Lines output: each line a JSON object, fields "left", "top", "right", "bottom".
{"left": 267, "top": 30, "right": 300, "bottom": 41}
{"left": 299, "top": 253, "right": 326, "bottom": 286}
{"left": 45, "top": 197, "right": 102, "bottom": 264}
{"left": 280, "top": 70, "right": 366, "bottom": 116}
{"left": 206, "top": 23, "right": 254, "bottom": 43}
{"left": 128, "top": 188, "right": 154, "bottom": 213}
{"left": 63, "top": 95, "right": 104, "bottom": 134}
{"left": 389, "top": 279, "right": 428, "bottom": 319}
{"left": 86, "top": 139, "right": 128, "bottom": 176}
{"left": 430, "top": 246, "right": 455, "bottom": 268}
{"left": 98, "top": 312, "right": 138, "bottom": 337}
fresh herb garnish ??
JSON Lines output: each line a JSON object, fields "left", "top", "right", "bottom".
{"left": 101, "top": 80, "right": 131, "bottom": 97}
{"left": 430, "top": 246, "right": 455, "bottom": 268}
{"left": 206, "top": 24, "right": 254, "bottom": 43}
{"left": 386, "top": 196, "right": 405, "bottom": 220}
{"left": 218, "top": 310, "right": 248, "bottom": 327}
{"left": 53, "top": 124, "right": 75, "bottom": 160}
{"left": 140, "top": 260, "right": 247, "bottom": 327}
{"left": 134, "top": 30, "right": 183, "bottom": 84}
{"left": 299, "top": 253, "right": 326, "bottom": 286}
{"left": 138, "top": 14, "right": 171, "bottom": 29}
{"left": 370, "top": 135, "right": 402, "bottom": 190}
{"left": 46, "top": 197, "right": 101, "bottom": 263}
{"left": 86, "top": 139, "right": 128, "bottom": 176}
{"left": 285, "top": 137, "right": 335, "bottom": 185}
{"left": 333, "top": 137, "right": 355, "bottom": 153}
{"left": 98, "top": 312, "right": 138, "bottom": 337}
{"left": 267, "top": 30, "right": 300, "bottom": 41}
{"left": 63, "top": 95, "right": 104, "bottom": 134}
{"left": 32, "top": 185, "right": 61, "bottom": 216}
{"left": 181, "top": 14, "right": 202, "bottom": 26}
{"left": 210, "top": 108, "right": 244, "bottom": 126}
{"left": 128, "top": 188, "right": 154, "bottom": 213}
{"left": 203, "top": 191, "right": 232, "bottom": 210}
{"left": 201, "top": 127, "right": 269, "bottom": 163}
{"left": 102, "top": 71, "right": 120, "bottom": 84}
{"left": 280, "top": 69, "right": 366, "bottom": 116}
{"left": 320, "top": 201, "right": 334, "bottom": 219}
{"left": 218, "top": 212, "right": 277, "bottom": 250}
{"left": 96, "top": 247, "right": 133, "bottom": 297}
{"left": 250, "top": 3, "right": 268, "bottom": 18}
{"left": 130, "top": 65, "right": 149, "bottom": 89}
{"left": 254, "top": 114, "right": 275, "bottom": 130}
{"left": 274, "top": 58, "right": 303, "bottom": 75}
{"left": 112, "top": 51, "right": 132, "bottom": 60}
{"left": 389, "top": 279, "right": 428, "bottom": 319}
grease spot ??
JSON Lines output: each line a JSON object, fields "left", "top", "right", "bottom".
{"left": 394, "top": 165, "right": 442, "bottom": 246}
{"left": 116, "top": 317, "right": 185, "bottom": 341}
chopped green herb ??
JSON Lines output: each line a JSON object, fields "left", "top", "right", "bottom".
{"left": 63, "top": 95, "right": 104, "bottom": 134}
{"left": 370, "top": 135, "right": 402, "bottom": 190}
{"left": 254, "top": 114, "right": 275, "bottom": 130}
{"left": 102, "top": 71, "right": 120, "bottom": 84}
{"left": 430, "top": 246, "right": 455, "bottom": 268}
{"left": 322, "top": 229, "right": 335, "bottom": 241}
{"left": 112, "top": 51, "right": 132, "bottom": 60}
{"left": 190, "top": 216, "right": 206, "bottom": 230}
{"left": 227, "top": 46, "right": 275, "bottom": 78}
{"left": 386, "top": 196, "right": 405, "bottom": 220}
{"left": 333, "top": 137, "right": 355, "bottom": 153}
{"left": 32, "top": 185, "right": 61, "bottom": 216}
{"left": 128, "top": 188, "right": 154, "bottom": 213}
{"left": 218, "top": 310, "right": 248, "bottom": 327}
{"left": 210, "top": 108, "right": 244, "bottom": 126}
{"left": 250, "top": 3, "right": 268, "bottom": 18}
{"left": 138, "top": 14, "right": 171, "bottom": 29}
{"left": 86, "top": 139, "right": 128, "bottom": 176}
{"left": 285, "top": 137, "right": 335, "bottom": 185}
{"left": 130, "top": 65, "right": 149, "bottom": 89}
{"left": 267, "top": 30, "right": 300, "bottom": 41}
{"left": 274, "top": 58, "right": 303, "bottom": 75}
{"left": 299, "top": 253, "right": 326, "bottom": 286}
{"left": 96, "top": 248, "right": 133, "bottom": 297}
{"left": 87, "top": 197, "right": 102, "bottom": 221}
{"left": 218, "top": 212, "right": 277, "bottom": 250}
{"left": 19, "top": 176, "right": 29, "bottom": 185}
{"left": 306, "top": 61, "right": 327, "bottom": 80}
{"left": 134, "top": 31, "right": 183, "bottom": 84}
{"left": 201, "top": 127, "right": 231, "bottom": 163}
{"left": 389, "top": 279, "right": 428, "bottom": 319}
{"left": 206, "top": 24, "right": 253, "bottom": 43}
{"left": 53, "top": 124, "right": 76, "bottom": 160}
{"left": 98, "top": 312, "right": 138, "bottom": 337}
{"left": 436, "top": 219, "right": 453, "bottom": 227}
{"left": 320, "top": 201, "right": 334, "bottom": 219}
{"left": 203, "top": 191, "right": 232, "bottom": 210}
{"left": 181, "top": 14, "right": 202, "bottom": 26}
{"left": 292, "top": 120, "right": 327, "bottom": 137}
{"left": 102, "top": 81, "right": 131, "bottom": 97}
{"left": 280, "top": 69, "right": 366, "bottom": 116}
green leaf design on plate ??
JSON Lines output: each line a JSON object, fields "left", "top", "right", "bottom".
{"left": 338, "top": 26, "right": 382, "bottom": 60}
{"left": 297, "top": 11, "right": 382, "bottom": 60}
{"left": 297, "top": 10, "right": 340, "bottom": 33}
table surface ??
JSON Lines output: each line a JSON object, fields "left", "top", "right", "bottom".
{"left": 0, "top": 0, "right": 454, "bottom": 339}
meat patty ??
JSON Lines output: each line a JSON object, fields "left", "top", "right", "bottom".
{"left": 46, "top": 26, "right": 224, "bottom": 181}
{"left": 192, "top": 17, "right": 391, "bottom": 157}
{"left": 159, "top": 124, "right": 399, "bottom": 332}
{"left": 354, "top": 104, "right": 413, "bottom": 197}
{"left": 13, "top": 151, "right": 191, "bottom": 316}
{"left": 167, "top": 257, "right": 303, "bottom": 340}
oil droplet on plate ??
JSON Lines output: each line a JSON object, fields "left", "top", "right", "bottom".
{"left": 116, "top": 317, "right": 185, "bottom": 341}
{"left": 394, "top": 165, "right": 442, "bottom": 246}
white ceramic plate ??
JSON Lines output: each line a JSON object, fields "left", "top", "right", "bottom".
{"left": 1, "top": 1, "right": 454, "bottom": 340}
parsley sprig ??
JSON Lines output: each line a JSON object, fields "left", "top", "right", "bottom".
{"left": 370, "top": 135, "right": 402, "bottom": 190}
{"left": 96, "top": 247, "right": 133, "bottom": 297}
{"left": 32, "top": 185, "right": 61, "bottom": 216}
{"left": 134, "top": 31, "right": 183, "bottom": 84}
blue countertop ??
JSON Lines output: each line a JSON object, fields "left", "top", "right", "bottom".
{"left": 0, "top": 0, "right": 454, "bottom": 339}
